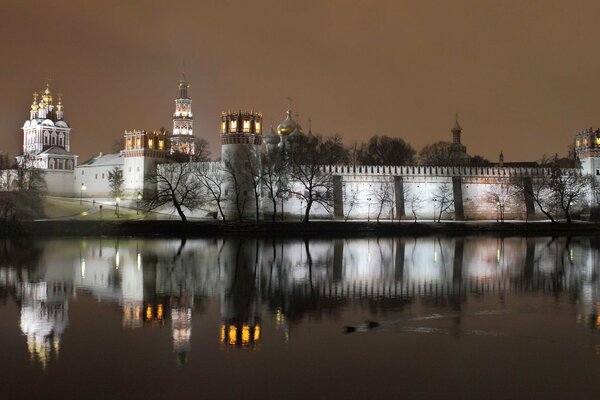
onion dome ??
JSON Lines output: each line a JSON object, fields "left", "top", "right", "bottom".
{"left": 31, "top": 92, "right": 39, "bottom": 111}
{"left": 287, "top": 127, "right": 304, "bottom": 143}
{"left": 264, "top": 126, "right": 281, "bottom": 145}
{"left": 277, "top": 109, "right": 299, "bottom": 137}
{"left": 451, "top": 115, "right": 462, "bottom": 134}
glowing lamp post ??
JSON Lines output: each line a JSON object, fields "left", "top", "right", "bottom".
{"left": 80, "top": 183, "right": 86, "bottom": 205}
{"left": 367, "top": 197, "right": 372, "bottom": 222}
{"left": 115, "top": 197, "right": 120, "bottom": 218}
{"left": 136, "top": 192, "right": 142, "bottom": 215}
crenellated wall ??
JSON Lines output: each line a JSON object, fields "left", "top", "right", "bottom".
{"left": 186, "top": 161, "right": 580, "bottom": 221}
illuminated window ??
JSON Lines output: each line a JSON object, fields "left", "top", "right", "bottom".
{"left": 243, "top": 119, "right": 251, "bottom": 133}
{"left": 584, "top": 139, "right": 588, "bottom": 146}
{"left": 229, "top": 325, "right": 237, "bottom": 345}
{"left": 230, "top": 120, "right": 237, "bottom": 132}
{"left": 596, "top": 137, "right": 600, "bottom": 146}
{"left": 241, "top": 325, "right": 250, "bottom": 345}
{"left": 136, "top": 138, "right": 141, "bottom": 148}
{"left": 254, "top": 325, "right": 261, "bottom": 341}
{"left": 148, "top": 138, "right": 153, "bottom": 148}
{"left": 221, "top": 121, "right": 226, "bottom": 133}
{"left": 255, "top": 121, "right": 261, "bottom": 134}
{"left": 127, "top": 139, "right": 132, "bottom": 149}
{"left": 576, "top": 140, "right": 580, "bottom": 147}
{"left": 158, "top": 140, "right": 164, "bottom": 150}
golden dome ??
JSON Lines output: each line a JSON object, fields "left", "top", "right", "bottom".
{"left": 277, "top": 109, "right": 299, "bottom": 137}
{"left": 31, "top": 92, "right": 39, "bottom": 111}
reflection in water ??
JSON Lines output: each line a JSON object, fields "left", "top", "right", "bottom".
{"left": 1, "top": 236, "right": 600, "bottom": 367}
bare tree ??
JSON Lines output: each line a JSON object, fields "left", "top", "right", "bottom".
{"left": 484, "top": 182, "right": 518, "bottom": 222}
{"left": 404, "top": 185, "right": 424, "bottom": 223}
{"left": 369, "top": 180, "right": 394, "bottom": 223}
{"left": 240, "top": 147, "right": 262, "bottom": 222}
{"left": 513, "top": 174, "right": 556, "bottom": 222}
{"left": 193, "top": 162, "right": 227, "bottom": 221}
{"left": 288, "top": 134, "right": 334, "bottom": 222}
{"left": 418, "top": 141, "right": 453, "bottom": 165}
{"left": 222, "top": 159, "right": 250, "bottom": 221}
{"left": 357, "top": 135, "right": 415, "bottom": 165}
{"left": 431, "top": 183, "right": 454, "bottom": 222}
{"left": 144, "top": 162, "right": 205, "bottom": 222}
{"left": 550, "top": 168, "right": 590, "bottom": 223}
{"left": 261, "top": 147, "right": 288, "bottom": 221}
{"left": 343, "top": 184, "right": 361, "bottom": 222}
{"left": 0, "top": 155, "right": 47, "bottom": 222}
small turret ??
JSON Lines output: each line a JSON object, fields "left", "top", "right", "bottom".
{"left": 451, "top": 113, "right": 462, "bottom": 145}
{"left": 499, "top": 151, "right": 504, "bottom": 167}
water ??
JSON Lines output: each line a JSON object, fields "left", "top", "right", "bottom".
{"left": 1, "top": 236, "right": 600, "bottom": 399}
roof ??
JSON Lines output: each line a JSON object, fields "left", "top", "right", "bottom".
{"left": 78, "top": 152, "right": 123, "bottom": 167}
{"left": 38, "top": 146, "right": 74, "bottom": 156}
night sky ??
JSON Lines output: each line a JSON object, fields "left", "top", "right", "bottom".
{"left": 1, "top": 0, "right": 598, "bottom": 162}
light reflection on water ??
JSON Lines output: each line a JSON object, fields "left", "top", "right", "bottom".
{"left": 1, "top": 236, "right": 600, "bottom": 399}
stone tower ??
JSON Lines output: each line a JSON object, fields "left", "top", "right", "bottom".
{"left": 122, "top": 129, "right": 169, "bottom": 198}
{"left": 170, "top": 75, "right": 195, "bottom": 156}
{"left": 220, "top": 110, "right": 263, "bottom": 220}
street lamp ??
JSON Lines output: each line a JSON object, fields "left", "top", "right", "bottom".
{"left": 136, "top": 192, "right": 142, "bottom": 215}
{"left": 496, "top": 201, "right": 499, "bottom": 222}
{"left": 300, "top": 197, "right": 304, "bottom": 222}
{"left": 115, "top": 197, "right": 120, "bottom": 218}
{"left": 80, "top": 183, "right": 86, "bottom": 205}
{"left": 367, "top": 197, "right": 372, "bottom": 222}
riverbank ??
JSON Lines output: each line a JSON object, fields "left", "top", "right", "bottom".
{"left": 2, "top": 220, "right": 600, "bottom": 238}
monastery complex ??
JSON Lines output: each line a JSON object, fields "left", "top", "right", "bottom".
{"left": 6, "top": 78, "right": 600, "bottom": 221}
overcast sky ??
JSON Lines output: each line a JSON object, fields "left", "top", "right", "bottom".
{"left": 1, "top": 0, "right": 598, "bottom": 162}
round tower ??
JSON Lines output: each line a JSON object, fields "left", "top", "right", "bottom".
{"left": 575, "top": 127, "right": 600, "bottom": 177}
{"left": 220, "top": 111, "right": 263, "bottom": 220}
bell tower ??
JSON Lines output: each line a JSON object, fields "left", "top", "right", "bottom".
{"left": 170, "top": 74, "right": 195, "bottom": 156}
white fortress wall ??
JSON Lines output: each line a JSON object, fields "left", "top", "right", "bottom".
{"left": 44, "top": 170, "right": 75, "bottom": 196}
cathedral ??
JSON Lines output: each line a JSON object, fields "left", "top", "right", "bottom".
{"left": 11, "top": 78, "right": 600, "bottom": 221}
{"left": 17, "top": 82, "right": 77, "bottom": 195}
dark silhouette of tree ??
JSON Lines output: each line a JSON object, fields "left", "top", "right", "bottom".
{"left": 431, "top": 183, "right": 454, "bottom": 222}
{"left": 357, "top": 135, "right": 415, "bottom": 165}
{"left": 369, "top": 181, "right": 394, "bottom": 222}
{"left": 222, "top": 159, "right": 250, "bottom": 221}
{"left": 144, "top": 162, "right": 204, "bottom": 222}
{"left": 108, "top": 167, "right": 124, "bottom": 199}
{"left": 261, "top": 147, "right": 289, "bottom": 221}
{"left": 288, "top": 133, "right": 334, "bottom": 222}
{"left": 549, "top": 167, "right": 590, "bottom": 223}
{"left": 419, "top": 141, "right": 453, "bottom": 165}
{"left": 193, "top": 162, "right": 227, "bottom": 221}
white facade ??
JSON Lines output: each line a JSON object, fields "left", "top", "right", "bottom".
{"left": 16, "top": 83, "right": 77, "bottom": 196}
{"left": 74, "top": 152, "right": 124, "bottom": 197}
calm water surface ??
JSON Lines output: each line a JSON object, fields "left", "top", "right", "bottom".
{"left": 1, "top": 236, "right": 600, "bottom": 399}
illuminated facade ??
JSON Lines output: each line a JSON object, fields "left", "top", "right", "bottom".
{"left": 16, "top": 82, "right": 78, "bottom": 195}
{"left": 575, "top": 127, "right": 600, "bottom": 178}
{"left": 220, "top": 110, "right": 263, "bottom": 220}
{"left": 170, "top": 76, "right": 195, "bottom": 155}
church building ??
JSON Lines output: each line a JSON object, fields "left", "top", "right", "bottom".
{"left": 17, "top": 82, "right": 77, "bottom": 195}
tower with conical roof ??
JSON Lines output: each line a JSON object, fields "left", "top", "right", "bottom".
{"left": 448, "top": 114, "right": 470, "bottom": 165}
{"left": 170, "top": 74, "right": 195, "bottom": 156}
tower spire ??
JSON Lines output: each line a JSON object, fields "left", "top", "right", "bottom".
{"left": 451, "top": 112, "right": 462, "bottom": 144}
